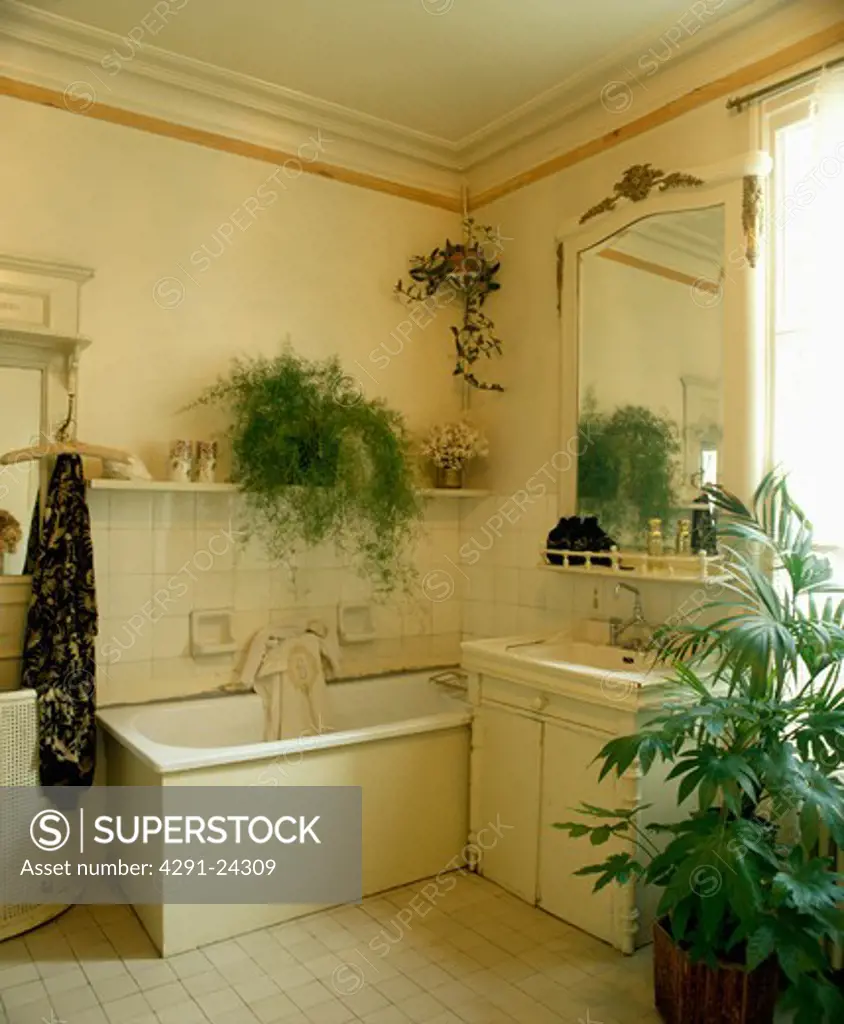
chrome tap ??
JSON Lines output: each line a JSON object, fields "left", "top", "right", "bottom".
{"left": 609, "top": 582, "right": 650, "bottom": 649}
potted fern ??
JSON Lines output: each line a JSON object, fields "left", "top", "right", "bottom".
{"left": 194, "top": 349, "right": 422, "bottom": 591}
{"left": 556, "top": 471, "right": 844, "bottom": 1024}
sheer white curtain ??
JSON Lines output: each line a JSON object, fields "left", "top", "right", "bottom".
{"left": 772, "top": 68, "right": 844, "bottom": 546}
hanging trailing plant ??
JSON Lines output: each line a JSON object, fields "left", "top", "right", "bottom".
{"left": 193, "top": 349, "right": 422, "bottom": 592}
{"left": 395, "top": 218, "right": 505, "bottom": 391}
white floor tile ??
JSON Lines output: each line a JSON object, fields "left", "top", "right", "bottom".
{"left": 7, "top": 878, "right": 674, "bottom": 1024}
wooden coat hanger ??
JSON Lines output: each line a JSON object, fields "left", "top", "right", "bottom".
{"left": 0, "top": 387, "right": 131, "bottom": 467}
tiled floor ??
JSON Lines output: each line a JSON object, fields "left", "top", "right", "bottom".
{"left": 0, "top": 874, "right": 662, "bottom": 1024}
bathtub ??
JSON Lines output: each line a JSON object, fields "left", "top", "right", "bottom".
{"left": 98, "top": 671, "right": 471, "bottom": 954}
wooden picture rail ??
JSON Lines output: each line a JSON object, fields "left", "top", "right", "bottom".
{"left": 0, "top": 75, "right": 462, "bottom": 213}
{"left": 1, "top": 19, "right": 842, "bottom": 212}
{"left": 597, "top": 248, "right": 721, "bottom": 295}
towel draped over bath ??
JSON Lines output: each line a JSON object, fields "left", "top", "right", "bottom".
{"left": 22, "top": 455, "right": 98, "bottom": 787}
{"left": 240, "top": 624, "right": 338, "bottom": 742}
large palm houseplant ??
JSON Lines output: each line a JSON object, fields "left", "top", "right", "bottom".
{"left": 557, "top": 471, "right": 844, "bottom": 1024}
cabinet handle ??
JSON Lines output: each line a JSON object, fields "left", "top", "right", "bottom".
{"left": 531, "top": 695, "right": 548, "bottom": 712}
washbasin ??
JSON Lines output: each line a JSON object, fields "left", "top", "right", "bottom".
{"left": 461, "top": 634, "right": 673, "bottom": 689}
{"left": 507, "top": 638, "right": 654, "bottom": 674}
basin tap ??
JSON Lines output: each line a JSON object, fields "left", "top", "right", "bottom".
{"left": 609, "top": 582, "right": 651, "bottom": 649}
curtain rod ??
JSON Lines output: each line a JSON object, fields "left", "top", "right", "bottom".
{"left": 727, "top": 54, "right": 844, "bottom": 112}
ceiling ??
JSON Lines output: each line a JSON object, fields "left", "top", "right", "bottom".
{"left": 12, "top": 0, "right": 762, "bottom": 144}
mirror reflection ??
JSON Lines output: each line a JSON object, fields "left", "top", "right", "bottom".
{"left": 0, "top": 367, "right": 42, "bottom": 574}
{"left": 577, "top": 207, "right": 724, "bottom": 549}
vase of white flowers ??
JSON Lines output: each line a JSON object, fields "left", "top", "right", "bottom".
{"left": 422, "top": 421, "right": 488, "bottom": 489}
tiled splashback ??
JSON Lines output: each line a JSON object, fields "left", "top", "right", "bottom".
{"left": 453, "top": 493, "right": 714, "bottom": 644}
{"left": 5, "top": 487, "right": 713, "bottom": 706}
{"left": 89, "top": 489, "right": 462, "bottom": 706}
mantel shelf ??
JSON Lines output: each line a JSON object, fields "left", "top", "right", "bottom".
{"left": 87, "top": 479, "right": 490, "bottom": 499}
{"left": 0, "top": 323, "right": 92, "bottom": 354}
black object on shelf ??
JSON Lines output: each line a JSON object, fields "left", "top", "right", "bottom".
{"left": 546, "top": 515, "right": 617, "bottom": 567}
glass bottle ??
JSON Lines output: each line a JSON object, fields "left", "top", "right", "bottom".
{"left": 647, "top": 518, "right": 663, "bottom": 557}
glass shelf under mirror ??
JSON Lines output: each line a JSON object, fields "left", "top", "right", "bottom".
{"left": 539, "top": 548, "right": 725, "bottom": 583}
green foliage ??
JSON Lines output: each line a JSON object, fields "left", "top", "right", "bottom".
{"left": 194, "top": 349, "right": 422, "bottom": 592}
{"left": 395, "top": 218, "right": 504, "bottom": 392}
{"left": 577, "top": 391, "right": 681, "bottom": 544}
{"left": 556, "top": 471, "right": 844, "bottom": 1022}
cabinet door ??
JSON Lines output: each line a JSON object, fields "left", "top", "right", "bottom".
{"left": 473, "top": 703, "right": 542, "bottom": 902}
{"left": 539, "top": 720, "right": 624, "bottom": 947}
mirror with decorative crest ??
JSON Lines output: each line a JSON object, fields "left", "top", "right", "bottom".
{"left": 557, "top": 155, "right": 770, "bottom": 560}
{"left": 576, "top": 207, "right": 725, "bottom": 549}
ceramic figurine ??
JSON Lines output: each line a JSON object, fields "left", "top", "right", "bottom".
{"left": 194, "top": 441, "right": 218, "bottom": 484}
{"left": 169, "top": 440, "right": 193, "bottom": 482}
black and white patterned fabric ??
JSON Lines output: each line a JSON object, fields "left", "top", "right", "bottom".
{"left": 22, "top": 455, "right": 98, "bottom": 786}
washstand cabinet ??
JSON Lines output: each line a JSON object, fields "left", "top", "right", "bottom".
{"left": 463, "top": 637, "right": 680, "bottom": 954}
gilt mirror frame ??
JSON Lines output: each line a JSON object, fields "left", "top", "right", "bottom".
{"left": 555, "top": 152, "right": 772, "bottom": 525}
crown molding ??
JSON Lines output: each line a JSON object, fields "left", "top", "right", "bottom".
{"left": 0, "top": 0, "right": 464, "bottom": 200}
{"left": 470, "top": 14, "right": 844, "bottom": 208}
{"left": 1, "top": 0, "right": 839, "bottom": 211}
{"left": 457, "top": 0, "right": 794, "bottom": 169}
{"left": 0, "top": 0, "right": 799, "bottom": 186}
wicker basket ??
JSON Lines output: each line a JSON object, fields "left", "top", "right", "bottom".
{"left": 653, "top": 919, "right": 779, "bottom": 1024}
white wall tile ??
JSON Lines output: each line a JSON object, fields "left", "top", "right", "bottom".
{"left": 108, "top": 492, "right": 153, "bottom": 530}
{"left": 193, "top": 572, "right": 235, "bottom": 611}
{"left": 494, "top": 567, "right": 519, "bottom": 605}
{"left": 152, "top": 572, "right": 195, "bottom": 617}
{"left": 518, "top": 569, "right": 547, "bottom": 609}
{"left": 234, "top": 570, "right": 271, "bottom": 612}
{"left": 109, "top": 530, "right": 154, "bottom": 575}
{"left": 91, "top": 528, "right": 110, "bottom": 580}
{"left": 195, "top": 493, "right": 233, "bottom": 529}
{"left": 153, "top": 493, "right": 195, "bottom": 529}
{"left": 432, "top": 596, "right": 461, "bottom": 635}
{"left": 195, "top": 528, "right": 236, "bottom": 573}
{"left": 234, "top": 536, "right": 272, "bottom": 572}
{"left": 493, "top": 603, "right": 519, "bottom": 636}
{"left": 97, "top": 617, "right": 154, "bottom": 665}
{"left": 107, "top": 575, "right": 154, "bottom": 618}
{"left": 269, "top": 569, "right": 298, "bottom": 610}
{"left": 152, "top": 529, "right": 198, "bottom": 576}
{"left": 151, "top": 616, "right": 190, "bottom": 660}
{"left": 87, "top": 490, "right": 111, "bottom": 526}
{"left": 298, "top": 569, "right": 340, "bottom": 608}
{"left": 401, "top": 599, "right": 432, "bottom": 637}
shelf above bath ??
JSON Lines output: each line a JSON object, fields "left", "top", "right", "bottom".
{"left": 88, "top": 479, "right": 489, "bottom": 498}
{"left": 418, "top": 488, "right": 489, "bottom": 498}
{"left": 87, "top": 479, "right": 236, "bottom": 493}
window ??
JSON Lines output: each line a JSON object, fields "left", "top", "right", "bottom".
{"left": 768, "top": 72, "right": 844, "bottom": 547}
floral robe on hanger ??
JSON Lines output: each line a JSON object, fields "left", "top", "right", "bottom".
{"left": 22, "top": 455, "right": 98, "bottom": 786}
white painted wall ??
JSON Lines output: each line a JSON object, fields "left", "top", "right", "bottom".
{"left": 0, "top": 95, "right": 467, "bottom": 701}
{"left": 454, "top": 97, "right": 757, "bottom": 642}
{"left": 0, "top": 97, "right": 464, "bottom": 479}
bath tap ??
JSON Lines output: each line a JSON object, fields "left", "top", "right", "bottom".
{"left": 609, "top": 582, "right": 652, "bottom": 650}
